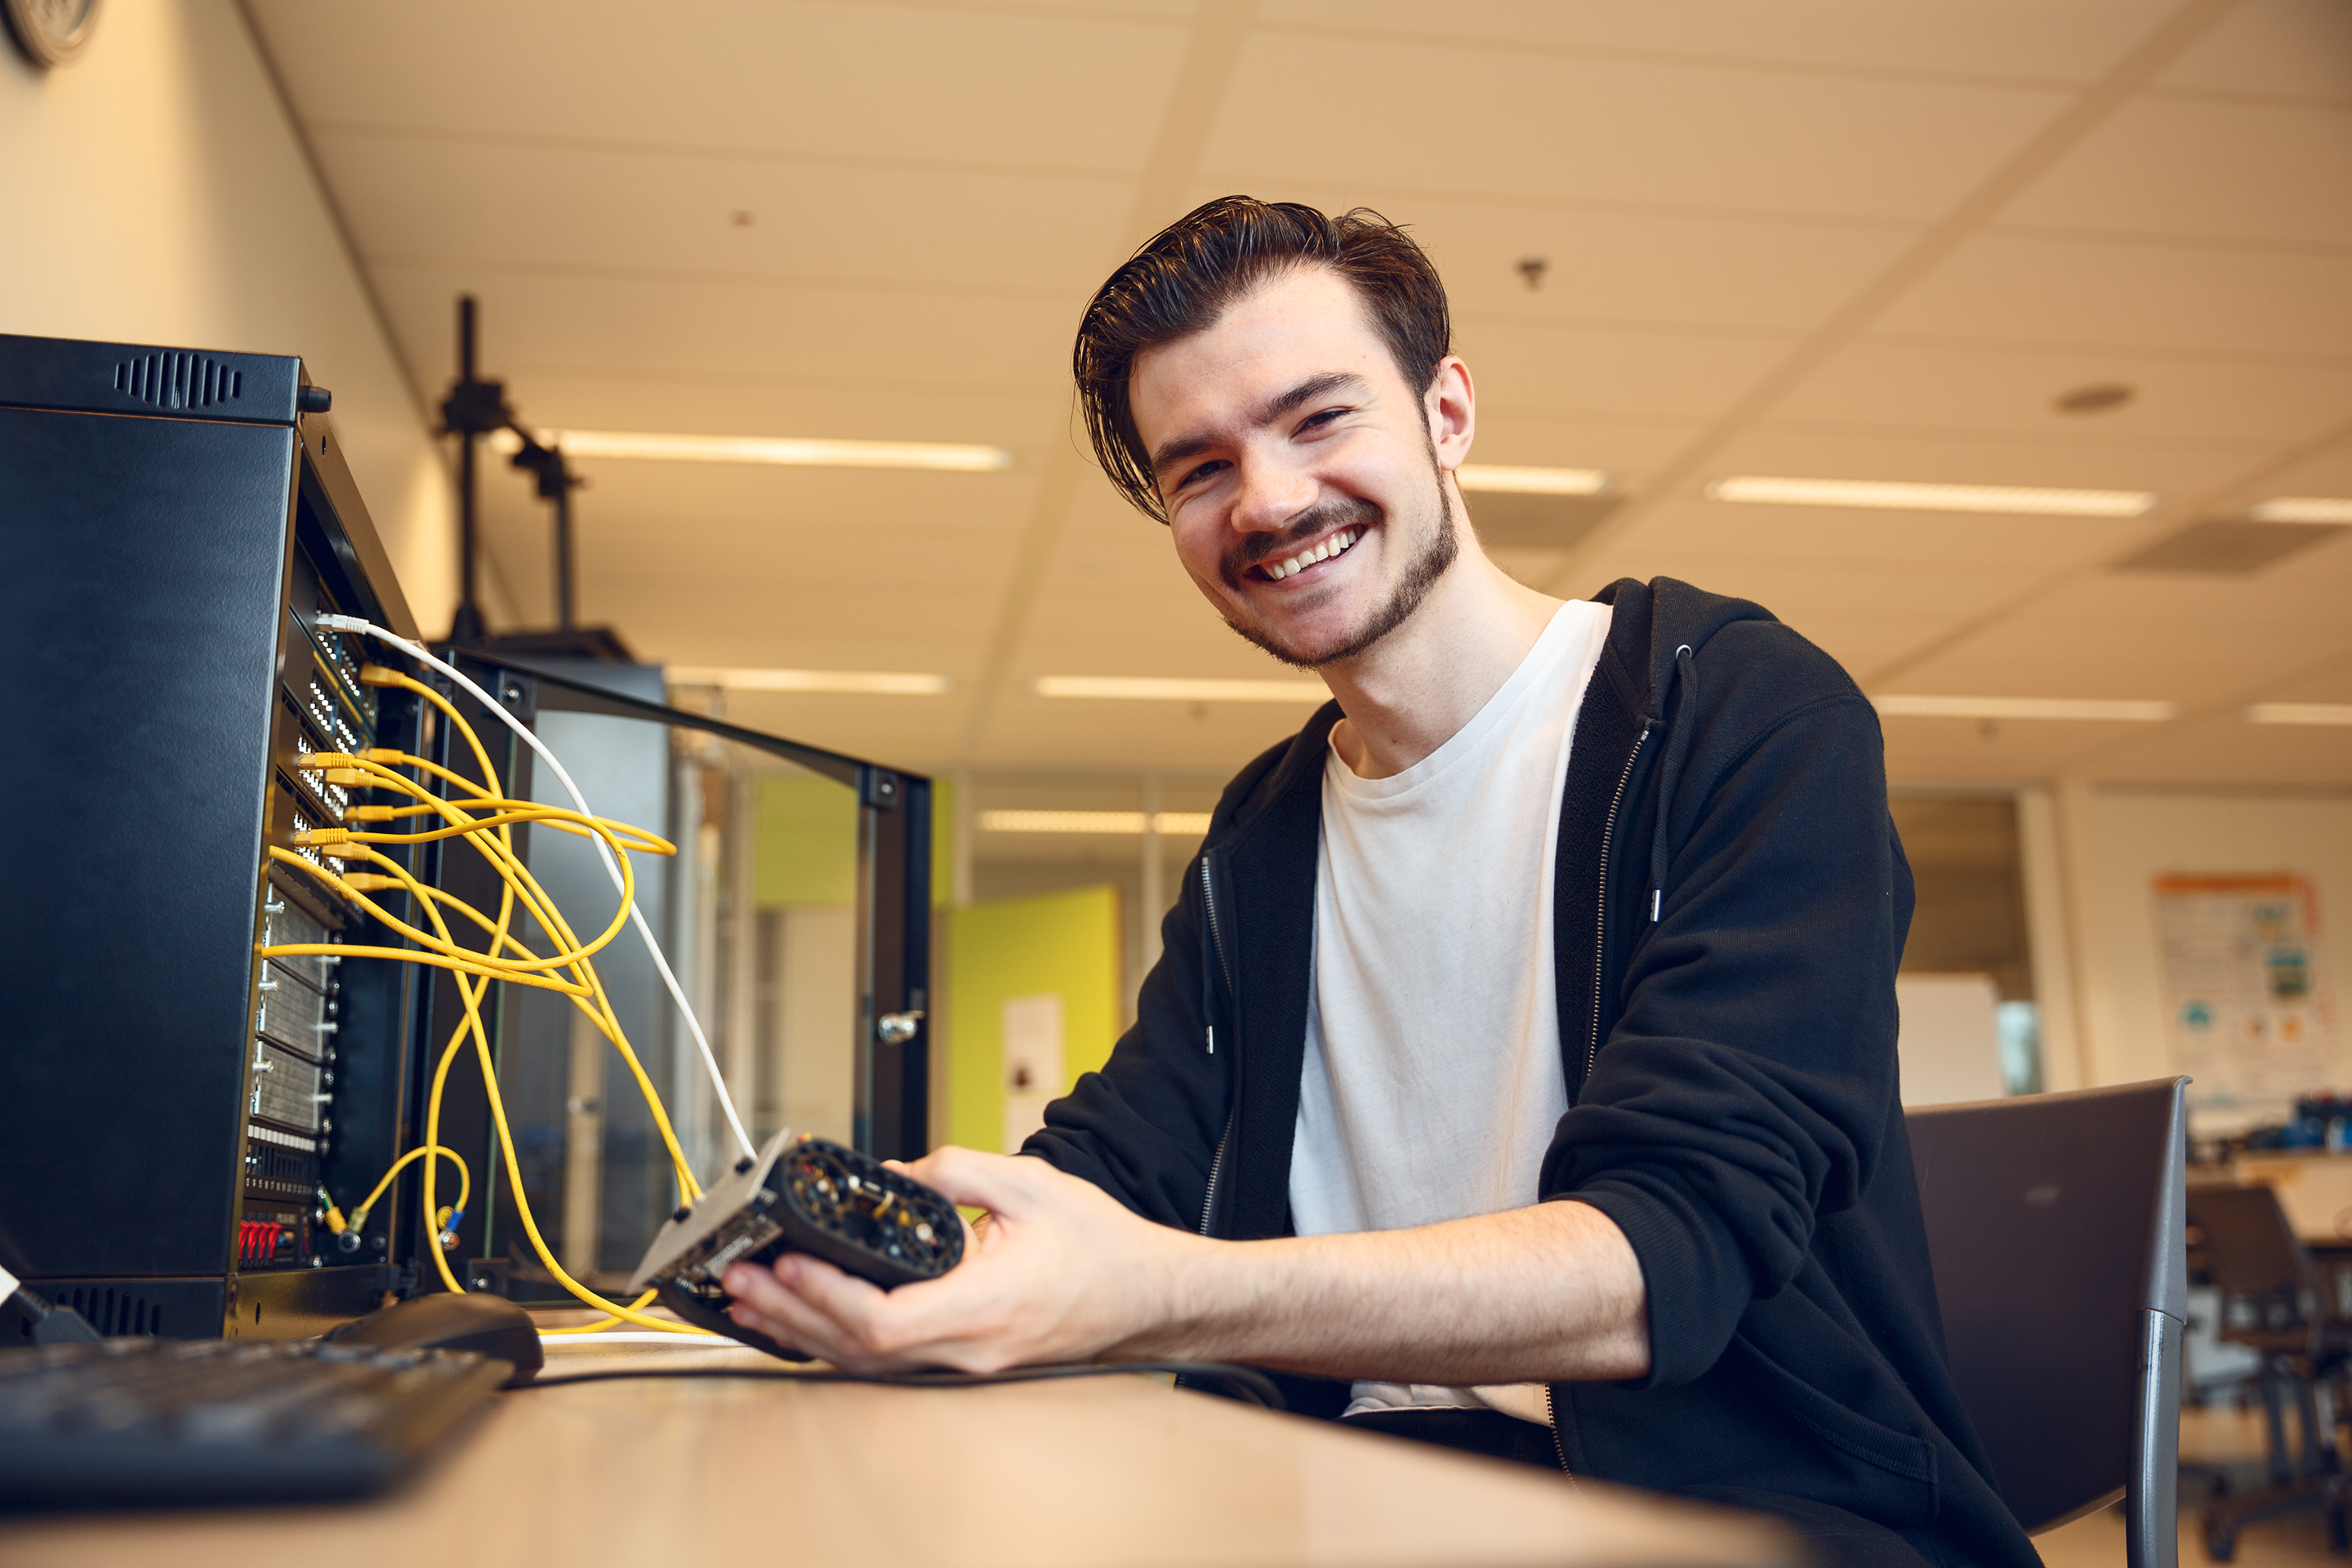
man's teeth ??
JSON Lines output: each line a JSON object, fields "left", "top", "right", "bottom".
{"left": 1265, "top": 528, "right": 1358, "bottom": 580}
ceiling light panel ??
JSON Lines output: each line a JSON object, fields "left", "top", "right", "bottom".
{"left": 1708, "top": 476, "right": 2158, "bottom": 517}
{"left": 1034, "top": 676, "right": 1328, "bottom": 703}
{"left": 2250, "top": 497, "right": 2352, "bottom": 524}
{"left": 2244, "top": 703, "right": 2352, "bottom": 727}
{"left": 1873, "top": 695, "right": 2177, "bottom": 721}
{"left": 666, "top": 667, "right": 951, "bottom": 696}
{"left": 978, "top": 810, "right": 1215, "bottom": 835}
{"left": 490, "top": 428, "right": 1012, "bottom": 472}
{"left": 1455, "top": 464, "right": 1610, "bottom": 495}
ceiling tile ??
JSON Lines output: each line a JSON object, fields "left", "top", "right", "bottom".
{"left": 1995, "top": 97, "right": 2352, "bottom": 249}
{"left": 1254, "top": 0, "right": 2176, "bottom": 82}
{"left": 1771, "top": 338, "right": 2352, "bottom": 448}
{"left": 2084, "top": 715, "right": 2352, "bottom": 786}
{"left": 247, "top": 0, "right": 1187, "bottom": 172}
{"left": 1219, "top": 183, "right": 1922, "bottom": 332}
{"left": 2152, "top": 0, "right": 2352, "bottom": 104}
{"left": 1456, "top": 322, "right": 1794, "bottom": 424}
{"left": 1876, "top": 552, "right": 2352, "bottom": 709}
{"left": 370, "top": 264, "right": 1076, "bottom": 401}
{"left": 314, "top": 131, "right": 1138, "bottom": 295}
{"left": 1200, "top": 33, "right": 2071, "bottom": 221}
{"left": 1873, "top": 231, "right": 2352, "bottom": 359}
{"left": 1878, "top": 717, "right": 2185, "bottom": 786}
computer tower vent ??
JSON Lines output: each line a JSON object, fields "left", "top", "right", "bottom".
{"left": 112, "top": 352, "right": 243, "bottom": 410}
{"left": 54, "top": 1285, "right": 167, "bottom": 1337}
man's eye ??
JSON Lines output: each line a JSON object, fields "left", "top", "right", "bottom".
{"left": 1178, "top": 461, "right": 1226, "bottom": 490}
{"left": 1299, "top": 408, "right": 1348, "bottom": 432}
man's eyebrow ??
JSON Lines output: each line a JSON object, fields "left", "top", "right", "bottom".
{"left": 1147, "top": 372, "right": 1369, "bottom": 479}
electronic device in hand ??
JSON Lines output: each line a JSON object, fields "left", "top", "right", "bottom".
{"left": 627, "top": 1129, "right": 964, "bottom": 1358}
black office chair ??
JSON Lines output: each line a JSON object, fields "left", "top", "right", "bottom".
{"left": 1907, "top": 1077, "right": 2188, "bottom": 1568}
{"left": 2184, "top": 1182, "right": 2352, "bottom": 1558}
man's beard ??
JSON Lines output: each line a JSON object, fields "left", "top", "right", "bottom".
{"left": 1217, "top": 454, "right": 1459, "bottom": 671}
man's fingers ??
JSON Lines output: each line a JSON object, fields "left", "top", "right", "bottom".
{"left": 725, "top": 1258, "right": 874, "bottom": 1365}
{"left": 898, "top": 1144, "right": 1055, "bottom": 1214}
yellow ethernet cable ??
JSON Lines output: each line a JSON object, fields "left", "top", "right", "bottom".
{"left": 404, "top": 826, "right": 707, "bottom": 1330}
{"left": 261, "top": 680, "right": 710, "bottom": 1321}
{"left": 341, "top": 1144, "right": 471, "bottom": 1236}
{"left": 275, "top": 771, "right": 701, "bottom": 1200}
{"left": 301, "top": 769, "right": 702, "bottom": 1322}
{"left": 320, "top": 621, "right": 753, "bottom": 1160}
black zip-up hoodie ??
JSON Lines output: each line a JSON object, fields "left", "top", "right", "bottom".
{"left": 1025, "top": 577, "right": 2038, "bottom": 1568}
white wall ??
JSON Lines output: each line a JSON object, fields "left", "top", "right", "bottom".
{"left": 0, "top": 0, "right": 453, "bottom": 629}
{"left": 2047, "top": 786, "right": 2352, "bottom": 1116}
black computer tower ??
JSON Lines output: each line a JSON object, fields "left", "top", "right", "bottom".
{"left": 0, "top": 332, "right": 426, "bottom": 1339}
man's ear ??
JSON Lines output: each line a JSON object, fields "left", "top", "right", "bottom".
{"left": 1425, "top": 355, "right": 1475, "bottom": 471}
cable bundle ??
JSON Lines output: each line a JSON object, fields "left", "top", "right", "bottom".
{"left": 260, "top": 648, "right": 719, "bottom": 1336}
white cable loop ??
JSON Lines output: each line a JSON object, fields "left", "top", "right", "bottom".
{"left": 317, "top": 616, "right": 755, "bottom": 1160}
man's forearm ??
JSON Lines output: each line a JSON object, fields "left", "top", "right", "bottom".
{"left": 1130, "top": 1199, "right": 1650, "bottom": 1385}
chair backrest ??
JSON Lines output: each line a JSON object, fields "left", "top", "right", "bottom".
{"left": 1907, "top": 1077, "right": 2187, "bottom": 1568}
{"left": 2185, "top": 1183, "right": 2314, "bottom": 1311}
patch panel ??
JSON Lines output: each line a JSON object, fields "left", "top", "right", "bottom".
{"left": 292, "top": 608, "right": 376, "bottom": 734}
{"left": 278, "top": 693, "right": 351, "bottom": 826}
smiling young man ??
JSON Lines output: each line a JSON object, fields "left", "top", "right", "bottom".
{"left": 723, "top": 199, "right": 2038, "bottom": 1568}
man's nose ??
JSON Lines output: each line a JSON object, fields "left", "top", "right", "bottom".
{"left": 1229, "top": 451, "right": 1316, "bottom": 537}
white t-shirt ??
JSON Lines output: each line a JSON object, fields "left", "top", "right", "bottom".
{"left": 1288, "top": 598, "right": 1613, "bottom": 1426}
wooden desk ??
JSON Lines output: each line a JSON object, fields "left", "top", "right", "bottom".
{"left": 0, "top": 1339, "right": 1798, "bottom": 1568}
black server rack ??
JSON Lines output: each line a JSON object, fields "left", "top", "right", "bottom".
{"left": 1, "top": 330, "right": 938, "bottom": 1339}
{"left": 0, "top": 332, "right": 425, "bottom": 1339}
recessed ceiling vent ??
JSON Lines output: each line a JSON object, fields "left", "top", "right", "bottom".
{"left": 113, "top": 352, "right": 243, "bottom": 410}
{"left": 2114, "top": 518, "right": 2348, "bottom": 575}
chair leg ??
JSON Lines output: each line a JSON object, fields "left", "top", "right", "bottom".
{"left": 2265, "top": 1373, "right": 2296, "bottom": 1486}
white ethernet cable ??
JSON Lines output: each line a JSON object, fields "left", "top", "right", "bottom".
{"left": 314, "top": 614, "right": 756, "bottom": 1161}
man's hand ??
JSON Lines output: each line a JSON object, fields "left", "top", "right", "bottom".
{"left": 723, "top": 1144, "right": 1651, "bottom": 1386}
{"left": 723, "top": 1147, "right": 1204, "bottom": 1374}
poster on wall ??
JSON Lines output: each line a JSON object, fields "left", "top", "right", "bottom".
{"left": 2154, "top": 873, "right": 2339, "bottom": 1100}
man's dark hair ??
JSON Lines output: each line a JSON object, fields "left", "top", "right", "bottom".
{"left": 1073, "top": 197, "right": 1452, "bottom": 523}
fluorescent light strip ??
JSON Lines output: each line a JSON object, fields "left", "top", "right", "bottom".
{"left": 978, "top": 810, "right": 1215, "bottom": 836}
{"left": 1873, "top": 695, "right": 2177, "bottom": 722}
{"left": 2250, "top": 497, "right": 2352, "bottom": 525}
{"left": 2245, "top": 703, "right": 2352, "bottom": 727}
{"left": 1455, "top": 464, "right": 1609, "bottom": 496}
{"left": 1035, "top": 675, "right": 1327, "bottom": 703}
{"left": 488, "top": 427, "right": 1010, "bottom": 472}
{"left": 1709, "top": 476, "right": 2156, "bottom": 518}
{"left": 667, "top": 666, "right": 951, "bottom": 696}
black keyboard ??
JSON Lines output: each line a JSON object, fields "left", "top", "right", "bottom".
{"left": 0, "top": 1336, "right": 509, "bottom": 1508}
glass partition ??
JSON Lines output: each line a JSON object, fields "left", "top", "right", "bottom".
{"left": 406, "top": 654, "right": 929, "bottom": 1302}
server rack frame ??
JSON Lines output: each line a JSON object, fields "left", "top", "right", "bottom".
{"left": 0, "top": 332, "right": 427, "bottom": 1340}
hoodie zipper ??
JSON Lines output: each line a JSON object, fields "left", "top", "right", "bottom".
{"left": 1544, "top": 1383, "right": 1575, "bottom": 1477}
{"left": 1582, "top": 731, "right": 1648, "bottom": 1098}
{"left": 1196, "top": 853, "right": 1237, "bottom": 1237}
{"left": 1545, "top": 729, "right": 1650, "bottom": 1477}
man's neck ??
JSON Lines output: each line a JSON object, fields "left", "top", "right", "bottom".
{"left": 1323, "top": 532, "right": 1564, "bottom": 781}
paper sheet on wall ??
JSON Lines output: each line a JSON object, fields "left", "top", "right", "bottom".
{"left": 2154, "top": 873, "right": 2339, "bottom": 1101}
{"left": 1000, "top": 992, "right": 1065, "bottom": 1153}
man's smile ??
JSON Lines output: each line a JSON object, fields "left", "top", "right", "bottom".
{"left": 1250, "top": 525, "right": 1363, "bottom": 582}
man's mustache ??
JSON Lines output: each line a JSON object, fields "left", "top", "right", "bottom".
{"left": 1223, "top": 495, "right": 1381, "bottom": 582}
